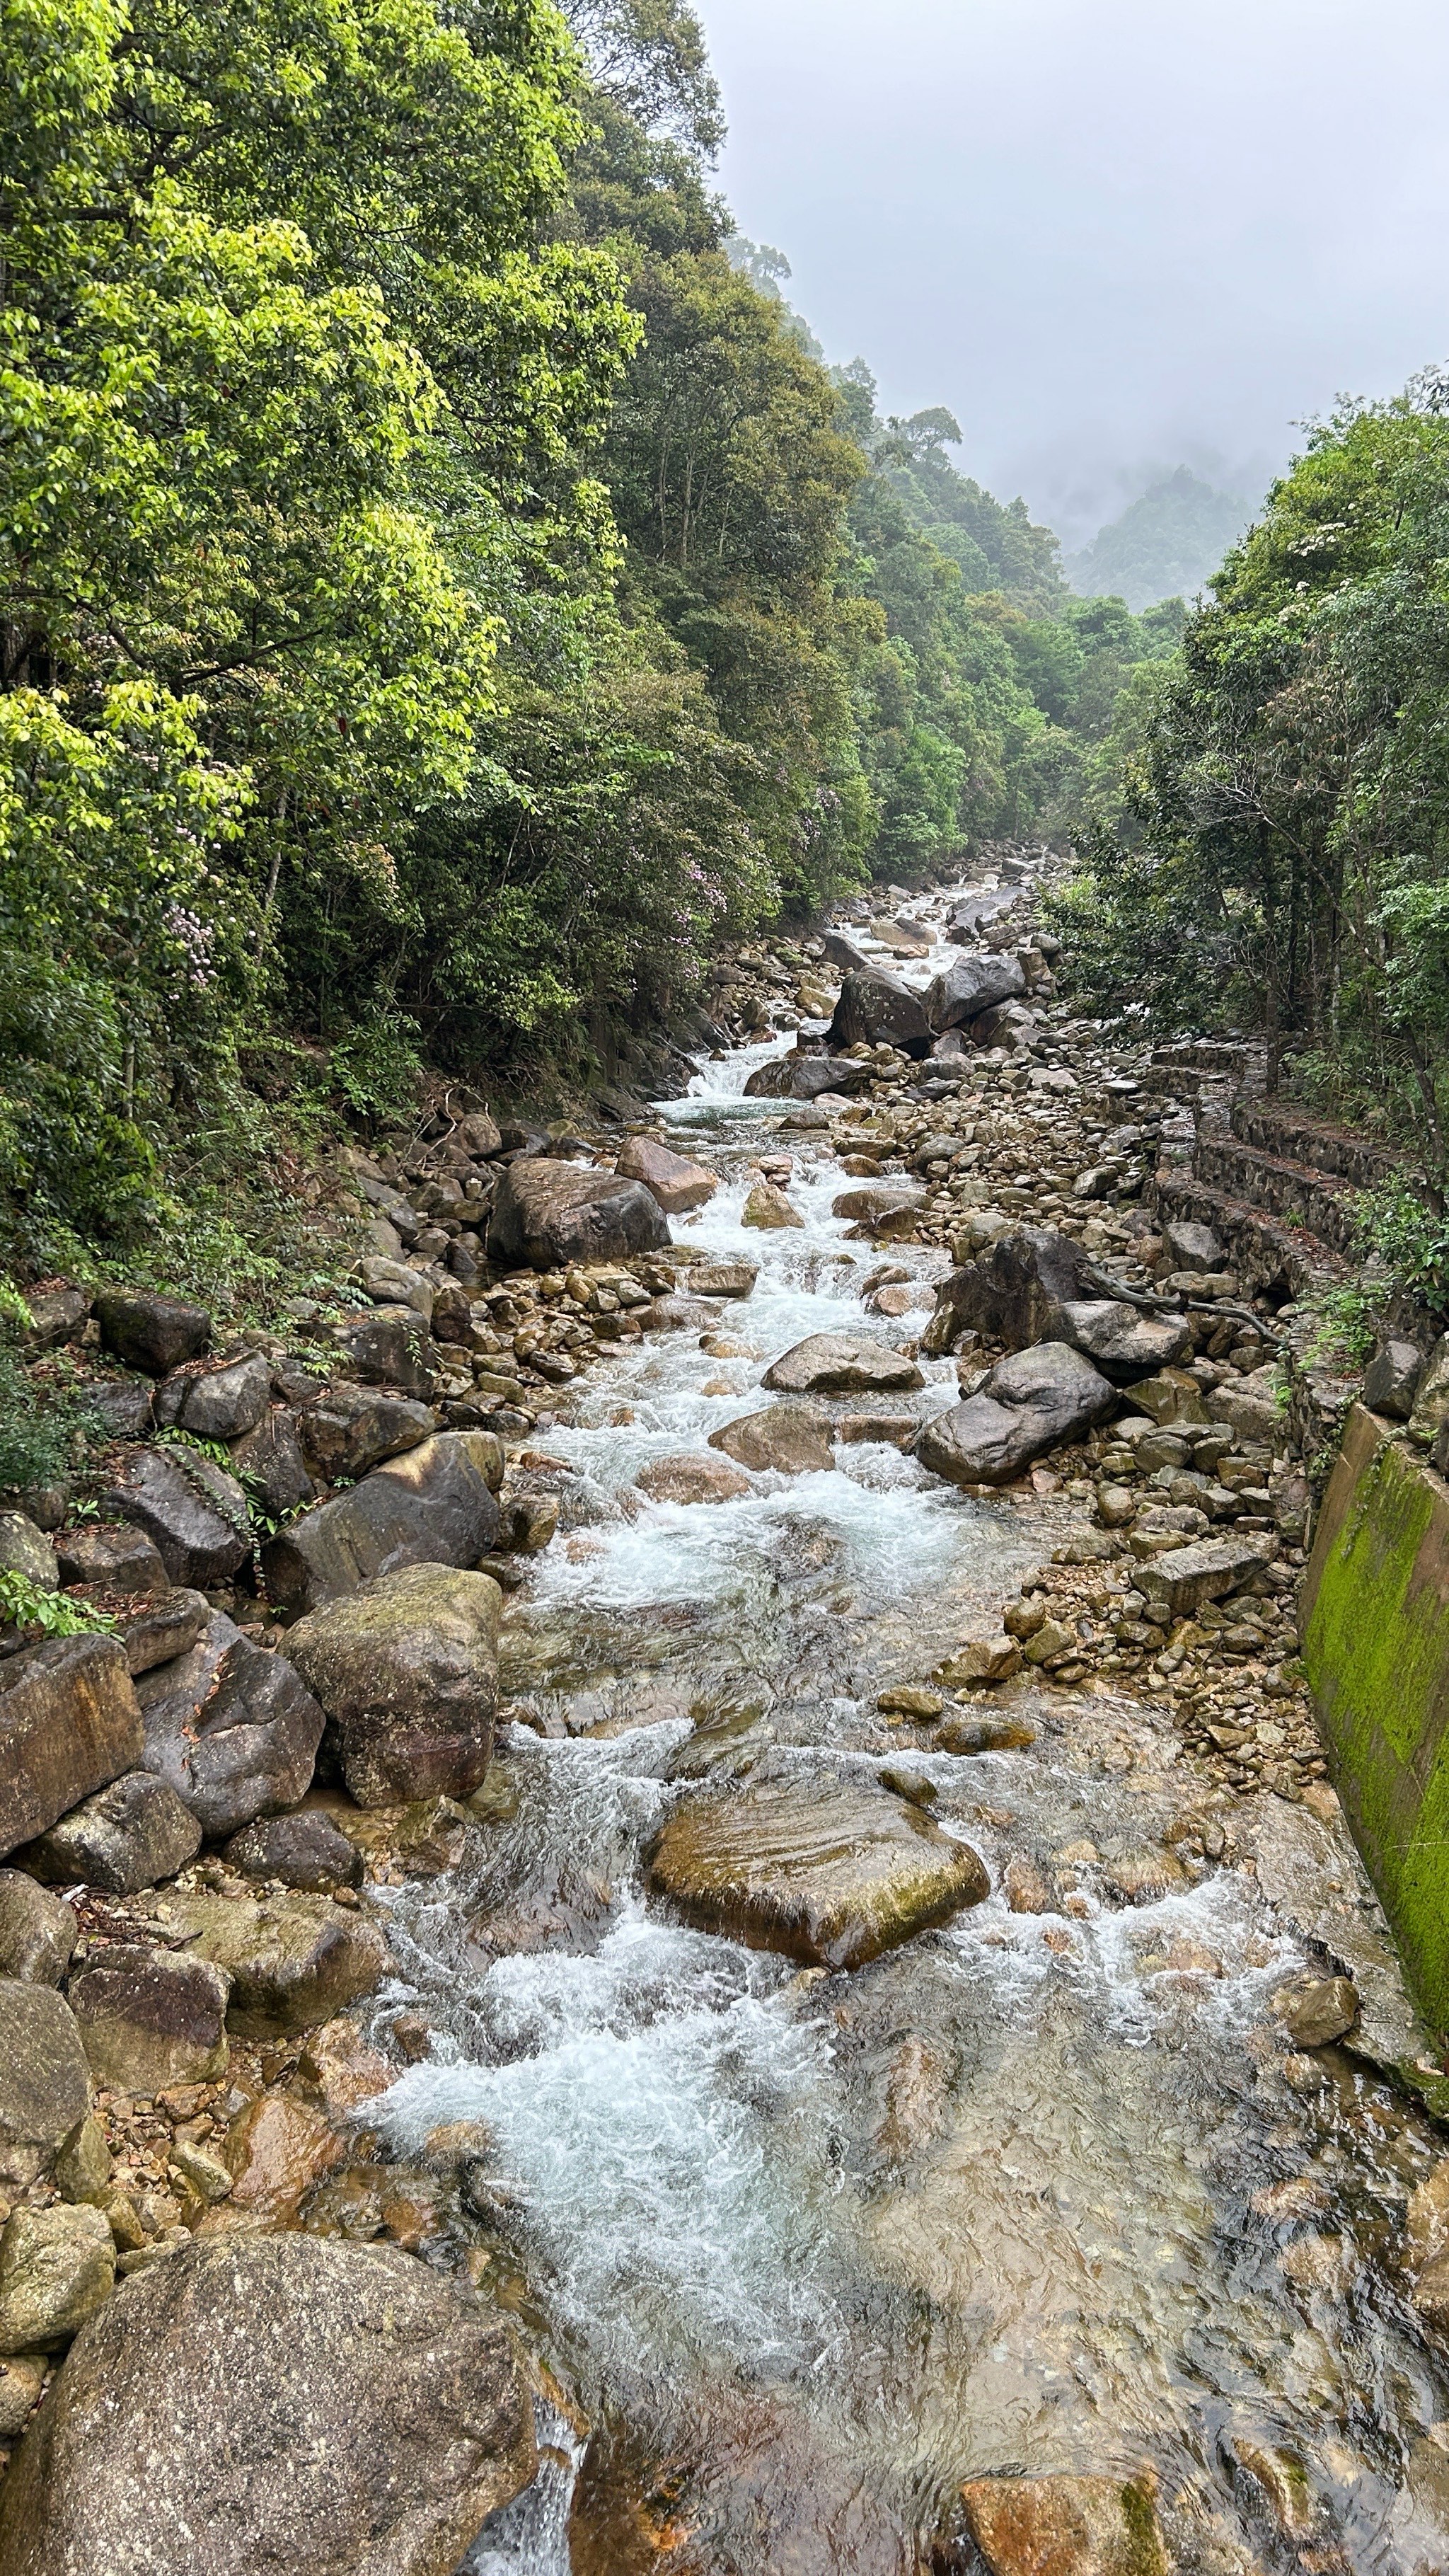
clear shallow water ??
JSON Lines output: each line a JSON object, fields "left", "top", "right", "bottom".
{"left": 369, "top": 884, "right": 1449, "bottom": 2574}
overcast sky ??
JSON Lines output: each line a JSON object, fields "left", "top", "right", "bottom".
{"left": 700, "top": 0, "right": 1449, "bottom": 546}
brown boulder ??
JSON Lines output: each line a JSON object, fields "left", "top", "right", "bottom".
{"left": 0, "top": 1637, "right": 144, "bottom": 1861}
{"left": 956, "top": 2473, "right": 1169, "bottom": 2576}
{"left": 0, "top": 1983, "right": 91, "bottom": 2187}
{"left": 298, "top": 1382, "right": 438, "bottom": 1485}
{"left": 762, "top": 1333, "right": 923, "bottom": 1395}
{"left": 110, "top": 1447, "right": 250, "bottom": 1589}
{"left": 93, "top": 1289, "right": 210, "bottom": 1376}
{"left": 708, "top": 1404, "right": 834, "bottom": 1476}
{"left": 487, "top": 1160, "right": 669, "bottom": 1269}
{"left": 262, "top": 1431, "right": 502, "bottom": 1618}
{"left": 283, "top": 1562, "right": 502, "bottom": 1807}
{"left": 635, "top": 1455, "right": 751, "bottom": 1506}
{"left": 163, "top": 1888, "right": 388, "bottom": 2040}
{"left": 18, "top": 1771, "right": 200, "bottom": 1895}
{"left": 615, "top": 1135, "right": 719, "bottom": 1214}
{"left": 64, "top": 1945, "right": 230, "bottom": 2093}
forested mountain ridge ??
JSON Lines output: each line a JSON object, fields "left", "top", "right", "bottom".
{"left": 0, "top": 0, "right": 1175, "bottom": 1291}
{"left": 1066, "top": 465, "right": 1252, "bottom": 611}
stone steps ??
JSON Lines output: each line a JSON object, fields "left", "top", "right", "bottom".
{"left": 1229, "top": 1097, "right": 1405, "bottom": 1195}
{"left": 1194, "top": 1130, "right": 1365, "bottom": 1258}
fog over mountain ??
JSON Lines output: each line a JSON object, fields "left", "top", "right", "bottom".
{"left": 701, "top": 0, "right": 1449, "bottom": 546}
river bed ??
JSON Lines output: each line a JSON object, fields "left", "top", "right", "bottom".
{"left": 368, "top": 885, "right": 1449, "bottom": 2575}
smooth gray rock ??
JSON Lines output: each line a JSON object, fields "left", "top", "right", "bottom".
{"left": 135, "top": 1616, "right": 325, "bottom": 1838}
{"left": 0, "top": 1982, "right": 91, "bottom": 2187}
{"left": 93, "top": 1289, "right": 210, "bottom": 1377}
{"left": 223, "top": 1812, "right": 362, "bottom": 1892}
{"left": 709, "top": 1405, "right": 835, "bottom": 1476}
{"left": 1363, "top": 1338, "right": 1425, "bottom": 1422}
{"left": 284, "top": 1563, "right": 502, "bottom": 1807}
{"left": 110, "top": 1447, "right": 250, "bottom": 1589}
{"left": 0, "top": 1637, "right": 144, "bottom": 1861}
{"left": 0, "top": 1874, "right": 75, "bottom": 1986}
{"left": 0, "top": 2235, "right": 536, "bottom": 2575}
{"left": 913, "top": 1342, "right": 1117, "bottom": 1488}
{"left": 925, "top": 949, "right": 1026, "bottom": 1030}
{"left": 298, "top": 1381, "right": 437, "bottom": 1485}
{"left": 761, "top": 1333, "right": 923, "bottom": 1396}
{"left": 923, "top": 1226, "right": 1190, "bottom": 1381}
{"left": 19, "top": 1773, "right": 201, "bottom": 1896}
{"left": 155, "top": 1352, "right": 270, "bottom": 1442}
{"left": 826, "top": 967, "right": 931, "bottom": 1059}
{"left": 54, "top": 1523, "right": 166, "bottom": 1596}
{"left": 487, "top": 1160, "right": 669, "bottom": 1269}
{"left": 741, "top": 1054, "right": 868, "bottom": 1100}
{"left": 1164, "top": 1217, "right": 1225, "bottom": 1272}
{"left": 262, "top": 1432, "right": 503, "bottom": 1618}
{"left": 86, "top": 1378, "right": 155, "bottom": 1442}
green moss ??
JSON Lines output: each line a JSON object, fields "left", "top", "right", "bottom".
{"left": 1304, "top": 1430, "right": 1449, "bottom": 2035}
{"left": 1119, "top": 2476, "right": 1169, "bottom": 2576}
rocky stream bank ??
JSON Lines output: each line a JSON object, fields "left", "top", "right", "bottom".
{"left": 3, "top": 856, "right": 1449, "bottom": 2573}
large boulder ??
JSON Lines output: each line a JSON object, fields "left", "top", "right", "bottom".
{"left": 708, "top": 1404, "right": 835, "bottom": 1476}
{"left": 19, "top": 1771, "right": 201, "bottom": 1896}
{"left": 761, "top": 1333, "right": 923, "bottom": 1396}
{"left": 65, "top": 1943, "right": 231, "bottom": 2092}
{"left": 913, "top": 1342, "right": 1116, "bottom": 1488}
{"left": 614, "top": 1135, "right": 718, "bottom": 1214}
{"left": 925, "top": 948, "right": 1026, "bottom": 1030}
{"left": 648, "top": 1771, "right": 988, "bottom": 1970}
{"left": 487, "top": 1160, "right": 669, "bottom": 1270}
{"left": 0, "top": 1636, "right": 144, "bottom": 1860}
{"left": 163, "top": 1888, "right": 388, "bottom": 2038}
{"left": 298, "top": 1382, "right": 437, "bottom": 1485}
{"left": 226, "top": 1410, "right": 316, "bottom": 1517}
{"left": 688, "top": 1260, "right": 758, "bottom": 1299}
{"left": 114, "top": 1587, "right": 209, "bottom": 1678}
{"left": 826, "top": 967, "right": 931, "bottom": 1059}
{"left": 0, "top": 1983, "right": 91, "bottom": 2187}
{"left": 333, "top": 1309, "right": 437, "bottom": 1403}
{"left": 136, "top": 1615, "right": 325, "bottom": 1838}
{"left": 0, "top": 1874, "right": 75, "bottom": 1986}
{"left": 741, "top": 1183, "right": 803, "bottom": 1231}
{"left": 0, "top": 1516, "right": 57, "bottom": 1591}
{"left": 924, "top": 1228, "right": 1190, "bottom": 1381}
{"left": 0, "top": 2205, "right": 114, "bottom": 2356}
{"left": 110, "top": 1447, "right": 250, "bottom": 1589}
{"left": 262, "top": 1431, "right": 503, "bottom": 1618}
{"left": 283, "top": 1563, "right": 502, "bottom": 1807}
{"left": 155, "top": 1352, "right": 270, "bottom": 1442}
{"left": 634, "top": 1454, "right": 751, "bottom": 1506}
{"left": 224, "top": 1812, "right": 362, "bottom": 1893}
{"left": 741, "top": 1054, "right": 868, "bottom": 1100}
{"left": 54, "top": 1522, "right": 166, "bottom": 1596}
{"left": 0, "top": 2235, "right": 536, "bottom": 2575}
{"left": 93, "top": 1289, "right": 210, "bottom": 1377}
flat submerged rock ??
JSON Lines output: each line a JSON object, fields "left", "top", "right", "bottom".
{"left": 647, "top": 1773, "right": 988, "bottom": 1970}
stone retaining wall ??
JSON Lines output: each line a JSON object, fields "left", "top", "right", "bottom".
{"left": 1300, "top": 1403, "right": 1449, "bottom": 2037}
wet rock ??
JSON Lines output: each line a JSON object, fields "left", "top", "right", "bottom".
{"left": 18, "top": 1771, "right": 200, "bottom": 1895}
{"left": 0, "top": 2235, "right": 536, "bottom": 2574}
{"left": 0, "top": 1983, "right": 91, "bottom": 2186}
{"left": 647, "top": 1771, "right": 988, "bottom": 1970}
{"left": 1136, "top": 1535, "right": 1274, "bottom": 1620}
{"left": 925, "top": 948, "right": 1026, "bottom": 1029}
{"left": 875, "top": 1684, "right": 945, "bottom": 1719}
{"left": 0, "top": 1873, "right": 74, "bottom": 1986}
{"left": 114, "top": 1586, "right": 209, "bottom": 1677}
{"left": 876, "top": 2034, "right": 952, "bottom": 2161}
{"left": 155, "top": 1351, "right": 270, "bottom": 1442}
{"left": 297, "top": 1381, "right": 438, "bottom": 1484}
{"left": 65, "top": 1944, "right": 230, "bottom": 2092}
{"left": 0, "top": 1635, "right": 144, "bottom": 1861}
{"left": 1102, "top": 1848, "right": 1188, "bottom": 1906}
{"left": 224, "top": 1811, "right": 363, "bottom": 1892}
{"left": 284, "top": 1562, "right": 502, "bottom": 1807}
{"left": 1363, "top": 1339, "right": 1424, "bottom": 1422}
{"left": 741, "top": 1181, "right": 803, "bottom": 1230}
{"left": 831, "top": 1183, "right": 923, "bottom": 1226}
{"left": 0, "top": 1516, "right": 57, "bottom": 1591}
{"left": 837, "top": 1411, "right": 918, "bottom": 1447}
{"left": 635, "top": 1454, "right": 751, "bottom": 1505}
{"left": 933, "top": 1628, "right": 1023, "bottom": 1686}
{"left": 334, "top": 1308, "right": 437, "bottom": 1403}
{"left": 93, "top": 1288, "right": 210, "bottom": 1377}
{"left": 137, "top": 1615, "right": 325, "bottom": 1837}
{"left": 487, "top": 1160, "right": 669, "bottom": 1269}
{"left": 0, "top": 2205, "right": 114, "bottom": 2354}
{"left": 688, "top": 1260, "right": 758, "bottom": 1299}
{"left": 827, "top": 965, "right": 931, "bottom": 1057}
{"left": 955, "top": 2472, "right": 1169, "bottom": 2576}
{"left": 937, "top": 1713, "right": 1037, "bottom": 1754}
{"left": 213, "top": 2091, "right": 344, "bottom": 2227}
{"left": 110, "top": 1446, "right": 250, "bottom": 1589}
{"left": 1003, "top": 1856, "right": 1053, "bottom": 1913}
{"left": 495, "top": 1493, "right": 559, "bottom": 1554}
{"left": 1274, "top": 1974, "right": 1358, "bottom": 2048}
{"left": 913, "top": 1342, "right": 1116, "bottom": 1488}
{"left": 164, "top": 1887, "right": 388, "bottom": 2038}
{"left": 762, "top": 1333, "right": 923, "bottom": 1395}
{"left": 0, "top": 2354, "right": 45, "bottom": 2440}
{"left": 709, "top": 1403, "right": 835, "bottom": 1476}
{"left": 296, "top": 2016, "right": 396, "bottom": 2120}
{"left": 53, "top": 1522, "right": 165, "bottom": 1596}
{"left": 741, "top": 1053, "right": 868, "bottom": 1100}
{"left": 615, "top": 1135, "right": 719, "bottom": 1214}
{"left": 227, "top": 1410, "right": 316, "bottom": 1518}
{"left": 262, "top": 1430, "right": 502, "bottom": 1617}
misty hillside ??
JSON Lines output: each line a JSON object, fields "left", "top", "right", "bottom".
{"left": 1067, "top": 465, "right": 1251, "bottom": 609}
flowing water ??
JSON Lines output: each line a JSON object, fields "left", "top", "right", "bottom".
{"left": 366, "top": 890, "right": 1449, "bottom": 2574}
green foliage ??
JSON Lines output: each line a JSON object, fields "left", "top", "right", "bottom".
{"left": 1067, "top": 467, "right": 1250, "bottom": 611}
{"left": 0, "top": 1338, "right": 97, "bottom": 1493}
{"left": 1354, "top": 1183, "right": 1449, "bottom": 1316}
{"left": 0, "top": 1568, "right": 114, "bottom": 1637}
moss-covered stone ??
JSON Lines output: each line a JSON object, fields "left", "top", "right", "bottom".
{"left": 1300, "top": 1403, "right": 1449, "bottom": 2036}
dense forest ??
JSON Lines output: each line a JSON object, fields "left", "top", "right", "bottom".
{"left": 0, "top": 0, "right": 1186, "bottom": 1281}
{"left": 1066, "top": 466, "right": 1249, "bottom": 613}
{"left": 1054, "top": 385, "right": 1449, "bottom": 1233}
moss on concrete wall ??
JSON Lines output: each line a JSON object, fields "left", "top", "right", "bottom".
{"left": 1301, "top": 1404, "right": 1449, "bottom": 2037}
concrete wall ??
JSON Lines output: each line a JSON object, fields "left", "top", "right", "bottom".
{"left": 1300, "top": 1403, "right": 1449, "bottom": 2037}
